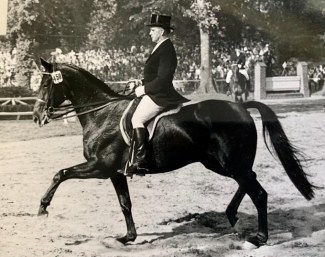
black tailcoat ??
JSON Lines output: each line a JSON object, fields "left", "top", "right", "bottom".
{"left": 143, "top": 39, "right": 189, "bottom": 107}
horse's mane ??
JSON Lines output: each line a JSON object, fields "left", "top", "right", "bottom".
{"left": 60, "top": 63, "right": 122, "bottom": 98}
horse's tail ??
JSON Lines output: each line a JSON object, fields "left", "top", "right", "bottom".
{"left": 243, "top": 101, "right": 315, "bottom": 200}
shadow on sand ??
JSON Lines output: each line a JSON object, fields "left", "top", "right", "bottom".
{"left": 136, "top": 203, "right": 325, "bottom": 245}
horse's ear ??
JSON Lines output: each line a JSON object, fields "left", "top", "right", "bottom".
{"left": 40, "top": 58, "right": 53, "bottom": 72}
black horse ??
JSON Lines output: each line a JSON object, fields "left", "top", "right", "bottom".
{"left": 33, "top": 59, "right": 315, "bottom": 247}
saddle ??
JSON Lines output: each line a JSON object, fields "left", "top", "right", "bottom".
{"left": 119, "top": 98, "right": 182, "bottom": 145}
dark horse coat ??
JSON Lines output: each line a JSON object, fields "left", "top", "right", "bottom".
{"left": 33, "top": 60, "right": 315, "bottom": 247}
{"left": 143, "top": 39, "right": 189, "bottom": 107}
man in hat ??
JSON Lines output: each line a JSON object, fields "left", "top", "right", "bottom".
{"left": 124, "top": 14, "right": 189, "bottom": 176}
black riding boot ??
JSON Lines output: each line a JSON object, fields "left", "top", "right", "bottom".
{"left": 126, "top": 128, "right": 149, "bottom": 175}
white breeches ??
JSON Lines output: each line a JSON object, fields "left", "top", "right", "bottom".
{"left": 239, "top": 69, "right": 249, "bottom": 80}
{"left": 131, "top": 95, "right": 164, "bottom": 128}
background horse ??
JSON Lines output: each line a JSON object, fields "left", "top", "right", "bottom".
{"left": 33, "top": 59, "right": 315, "bottom": 247}
{"left": 229, "top": 65, "right": 249, "bottom": 102}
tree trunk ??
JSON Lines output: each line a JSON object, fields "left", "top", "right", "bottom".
{"left": 199, "top": 23, "right": 213, "bottom": 93}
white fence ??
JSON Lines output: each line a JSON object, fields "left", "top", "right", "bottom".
{"left": 254, "top": 62, "right": 310, "bottom": 99}
{"left": 265, "top": 76, "right": 301, "bottom": 91}
{"left": 0, "top": 97, "right": 35, "bottom": 119}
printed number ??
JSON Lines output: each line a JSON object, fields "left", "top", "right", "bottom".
{"left": 51, "top": 71, "right": 63, "bottom": 84}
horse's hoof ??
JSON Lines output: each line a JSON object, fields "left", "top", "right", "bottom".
{"left": 38, "top": 206, "right": 49, "bottom": 216}
{"left": 245, "top": 232, "right": 267, "bottom": 248}
{"left": 101, "top": 237, "right": 125, "bottom": 248}
{"left": 116, "top": 234, "right": 136, "bottom": 245}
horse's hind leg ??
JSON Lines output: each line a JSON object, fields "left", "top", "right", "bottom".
{"left": 111, "top": 175, "right": 137, "bottom": 244}
{"left": 200, "top": 157, "right": 245, "bottom": 227}
{"left": 226, "top": 187, "right": 245, "bottom": 227}
{"left": 38, "top": 160, "right": 109, "bottom": 215}
{"left": 236, "top": 171, "right": 268, "bottom": 247}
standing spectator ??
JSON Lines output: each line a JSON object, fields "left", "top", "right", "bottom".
{"left": 261, "top": 44, "right": 275, "bottom": 77}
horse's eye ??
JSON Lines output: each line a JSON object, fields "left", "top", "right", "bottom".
{"left": 43, "top": 81, "right": 51, "bottom": 88}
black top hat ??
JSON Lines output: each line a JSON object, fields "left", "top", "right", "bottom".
{"left": 146, "top": 14, "right": 174, "bottom": 30}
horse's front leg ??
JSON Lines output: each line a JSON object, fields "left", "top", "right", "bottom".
{"left": 111, "top": 174, "right": 137, "bottom": 244}
{"left": 38, "top": 160, "right": 109, "bottom": 215}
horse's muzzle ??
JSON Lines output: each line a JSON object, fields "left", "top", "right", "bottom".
{"left": 33, "top": 110, "right": 50, "bottom": 127}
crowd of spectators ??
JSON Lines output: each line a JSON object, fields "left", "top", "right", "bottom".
{"left": 1, "top": 42, "right": 324, "bottom": 93}
{"left": 43, "top": 41, "right": 277, "bottom": 83}
{"left": 0, "top": 48, "right": 17, "bottom": 87}
{"left": 47, "top": 46, "right": 150, "bottom": 82}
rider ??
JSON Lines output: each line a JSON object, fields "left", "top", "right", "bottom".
{"left": 125, "top": 14, "right": 190, "bottom": 176}
{"left": 234, "top": 47, "right": 249, "bottom": 80}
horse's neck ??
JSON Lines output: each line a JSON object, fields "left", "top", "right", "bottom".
{"left": 64, "top": 72, "right": 125, "bottom": 128}
{"left": 67, "top": 75, "right": 117, "bottom": 108}
{"left": 81, "top": 98, "right": 130, "bottom": 135}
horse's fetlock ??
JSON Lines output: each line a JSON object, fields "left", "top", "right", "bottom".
{"left": 120, "top": 202, "right": 131, "bottom": 213}
{"left": 257, "top": 190, "right": 268, "bottom": 202}
{"left": 40, "top": 199, "right": 50, "bottom": 208}
{"left": 53, "top": 170, "right": 65, "bottom": 183}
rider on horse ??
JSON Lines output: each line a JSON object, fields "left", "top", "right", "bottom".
{"left": 125, "top": 14, "right": 189, "bottom": 176}
{"left": 233, "top": 47, "right": 249, "bottom": 81}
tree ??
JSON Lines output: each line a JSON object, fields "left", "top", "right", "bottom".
{"left": 86, "top": 0, "right": 219, "bottom": 93}
{"left": 4, "top": 0, "right": 325, "bottom": 89}
{"left": 186, "top": 0, "right": 219, "bottom": 93}
{"left": 7, "top": 0, "right": 39, "bottom": 87}
{"left": 87, "top": 0, "right": 117, "bottom": 49}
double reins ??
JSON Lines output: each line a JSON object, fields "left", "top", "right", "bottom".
{"left": 38, "top": 66, "right": 135, "bottom": 121}
{"left": 48, "top": 100, "right": 112, "bottom": 121}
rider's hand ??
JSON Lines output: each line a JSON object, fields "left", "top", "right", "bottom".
{"left": 135, "top": 86, "right": 145, "bottom": 97}
{"left": 128, "top": 79, "right": 142, "bottom": 91}
{"left": 127, "top": 79, "right": 142, "bottom": 91}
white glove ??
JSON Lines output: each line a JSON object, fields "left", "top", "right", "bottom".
{"left": 135, "top": 86, "right": 145, "bottom": 97}
{"left": 128, "top": 79, "right": 142, "bottom": 91}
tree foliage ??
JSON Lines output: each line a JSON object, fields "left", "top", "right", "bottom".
{"left": 2, "top": 0, "right": 325, "bottom": 87}
{"left": 87, "top": 0, "right": 117, "bottom": 49}
{"left": 4, "top": 0, "right": 324, "bottom": 58}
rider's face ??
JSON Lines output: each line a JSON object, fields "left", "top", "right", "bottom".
{"left": 149, "top": 27, "right": 164, "bottom": 43}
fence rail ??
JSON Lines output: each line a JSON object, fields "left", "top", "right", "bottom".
{"left": 0, "top": 97, "right": 37, "bottom": 120}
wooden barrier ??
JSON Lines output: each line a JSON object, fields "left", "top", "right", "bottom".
{"left": 266, "top": 76, "right": 300, "bottom": 91}
{"left": 254, "top": 62, "right": 310, "bottom": 100}
{"left": 0, "top": 97, "right": 36, "bottom": 120}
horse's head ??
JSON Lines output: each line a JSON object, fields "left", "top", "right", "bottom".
{"left": 33, "top": 58, "right": 70, "bottom": 127}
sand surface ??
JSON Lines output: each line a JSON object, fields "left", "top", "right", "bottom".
{"left": 1, "top": 107, "right": 325, "bottom": 257}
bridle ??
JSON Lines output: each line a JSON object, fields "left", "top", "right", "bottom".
{"left": 36, "top": 65, "right": 135, "bottom": 121}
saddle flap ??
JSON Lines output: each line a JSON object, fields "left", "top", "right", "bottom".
{"left": 120, "top": 99, "right": 182, "bottom": 146}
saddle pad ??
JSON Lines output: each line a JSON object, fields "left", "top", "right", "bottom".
{"left": 120, "top": 100, "right": 187, "bottom": 146}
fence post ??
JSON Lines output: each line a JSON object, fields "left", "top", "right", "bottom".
{"left": 254, "top": 62, "right": 267, "bottom": 100}
{"left": 297, "top": 62, "right": 310, "bottom": 97}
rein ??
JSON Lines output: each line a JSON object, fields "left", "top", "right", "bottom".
{"left": 50, "top": 98, "right": 126, "bottom": 121}
{"left": 38, "top": 64, "right": 135, "bottom": 121}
